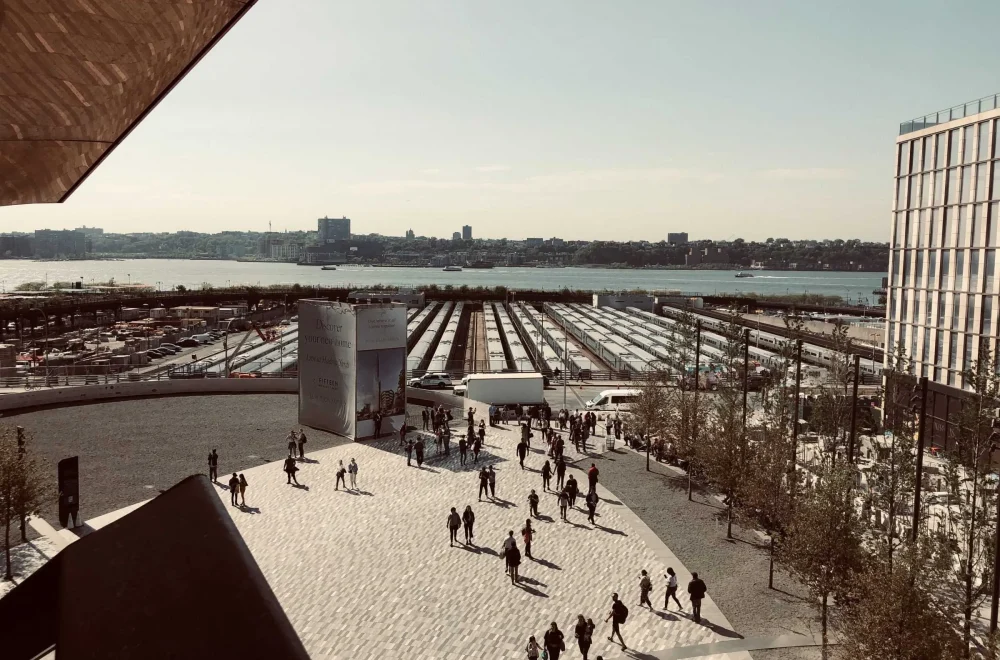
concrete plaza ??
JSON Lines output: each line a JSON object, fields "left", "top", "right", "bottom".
{"left": 214, "top": 419, "right": 749, "bottom": 660}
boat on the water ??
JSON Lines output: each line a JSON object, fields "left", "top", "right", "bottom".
{"left": 442, "top": 265, "right": 463, "bottom": 272}
{"left": 321, "top": 266, "right": 338, "bottom": 271}
{"left": 465, "top": 261, "right": 495, "bottom": 269}
{"left": 735, "top": 271, "right": 754, "bottom": 278}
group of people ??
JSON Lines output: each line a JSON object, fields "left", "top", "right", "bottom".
{"left": 207, "top": 449, "right": 250, "bottom": 507}
{"left": 636, "top": 568, "right": 708, "bottom": 622}
{"left": 283, "top": 429, "right": 309, "bottom": 485}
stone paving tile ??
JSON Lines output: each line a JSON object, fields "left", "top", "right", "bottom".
{"left": 220, "top": 420, "right": 744, "bottom": 660}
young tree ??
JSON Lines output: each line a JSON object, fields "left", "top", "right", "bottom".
{"left": 778, "top": 461, "right": 866, "bottom": 657}
{"left": 840, "top": 539, "right": 964, "bottom": 660}
{"left": 940, "top": 350, "right": 1000, "bottom": 653}
{"left": 669, "top": 307, "right": 710, "bottom": 500}
{"left": 624, "top": 368, "right": 672, "bottom": 470}
{"left": 0, "top": 426, "right": 51, "bottom": 581}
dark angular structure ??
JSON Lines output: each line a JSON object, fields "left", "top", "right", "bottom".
{"left": 0, "top": 475, "right": 309, "bottom": 660}
{"left": 0, "top": 0, "right": 258, "bottom": 206}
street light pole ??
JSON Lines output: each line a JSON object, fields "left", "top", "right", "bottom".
{"left": 848, "top": 354, "right": 861, "bottom": 462}
{"left": 911, "top": 376, "right": 929, "bottom": 541}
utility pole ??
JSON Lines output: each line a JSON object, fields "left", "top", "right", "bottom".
{"left": 690, "top": 320, "right": 701, "bottom": 502}
{"left": 847, "top": 354, "right": 861, "bottom": 462}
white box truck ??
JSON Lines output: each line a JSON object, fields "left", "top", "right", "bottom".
{"left": 459, "top": 373, "right": 544, "bottom": 405}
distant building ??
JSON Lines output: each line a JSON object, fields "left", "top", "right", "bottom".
{"left": 171, "top": 306, "right": 221, "bottom": 325}
{"left": 667, "top": 232, "right": 689, "bottom": 245}
{"left": 405, "top": 229, "right": 415, "bottom": 239}
{"left": 525, "top": 237, "right": 544, "bottom": 247}
{"left": 592, "top": 293, "right": 654, "bottom": 312}
{"left": 33, "top": 229, "right": 87, "bottom": 258}
{"left": 452, "top": 231, "right": 462, "bottom": 241}
{"left": 462, "top": 225, "right": 472, "bottom": 240}
{"left": 318, "top": 216, "right": 351, "bottom": 242}
{"left": 548, "top": 237, "right": 565, "bottom": 247}
{"left": 0, "top": 234, "right": 33, "bottom": 258}
{"left": 685, "top": 246, "right": 729, "bottom": 266}
{"left": 76, "top": 226, "right": 104, "bottom": 237}
{"left": 269, "top": 242, "right": 302, "bottom": 261}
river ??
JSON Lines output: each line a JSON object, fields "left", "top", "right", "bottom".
{"left": 0, "top": 260, "right": 885, "bottom": 304}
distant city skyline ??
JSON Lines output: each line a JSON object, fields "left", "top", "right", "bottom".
{"left": 4, "top": 1, "right": 999, "bottom": 241}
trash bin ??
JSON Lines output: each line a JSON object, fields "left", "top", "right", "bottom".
{"left": 606, "top": 437, "right": 615, "bottom": 450}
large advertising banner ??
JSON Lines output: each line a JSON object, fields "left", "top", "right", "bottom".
{"left": 354, "top": 304, "right": 407, "bottom": 440}
{"left": 297, "top": 301, "right": 357, "bottom": 438}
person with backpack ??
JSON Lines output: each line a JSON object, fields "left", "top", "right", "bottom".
{"left": 524, "top": 635, "right": 540, "bottom": 660}
{"left": 543, "top": 621, "right": 566, "bottom": 660}
{"left": 639, "top": 570, "right": 653, "bottom": 609}
{"left": 688, "top": 572, "right": 707, "bottom": 622}
{"left": 516, "top": 438, "right": 528, "bottom": 469}
{"left": 585, "top": 490, "right": 598, "bottom": 524}
{"left": 555, "top": 456, "right": 566, "bottom": 489}
{"left": 297, "top": 429, "right": 307, "bottom": 458}
{"left": 605, "top": 593, "right": 628, "bottom": 649}
{"left": 541, "top": 460, "right": 552, "bottom": 491}
{"left": 447, "top": 507, "right": 462, "bottom": 546}
{"left": 574, "top": 615, "right": 594, "bottom": 660}
{"left": 664, "top": 567, "right": 683, "bottom": 611}
{"left": 462, "top": 505, "right": 475, "bottom": 544}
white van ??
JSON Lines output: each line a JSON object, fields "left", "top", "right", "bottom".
{"left": 191, "top": 333, "right": 215, "bottom": 344}
{"left": 585, "top": 388, "right": 640, "bottom": 412}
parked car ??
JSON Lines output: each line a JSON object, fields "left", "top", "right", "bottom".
{"left": 157, "top": 346, "right": 180, "bottom": 355}
{"left": 160, "top": 343, "right": 182, "bottom": 352}
{"left": 279, "top": 319, "right": 291, "bottom": 326}
{"left": 407, "top": 373, "right": 453, "bottom": 389}
{"left": 176, "top": 338, "right": 200, "bottom": 348}
{"left": 145, "top": 350, "right": 163, "bottom": 359}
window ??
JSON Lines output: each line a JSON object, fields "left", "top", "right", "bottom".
{"left": 923, "top": 329, "right": 931, "bottom": 362}
{"left": 924, "top": 290, "right": 932, "bottom": 321}
{"left": 909, "top": 176, "right": 919, "bottom": 209}
{"left": 902, "top": 250, "right": 912, "bottom": 284}
{"left": 962, "top": 167, "right": 974, "bottom": 203}
{"left": 950, "top": 129, "right": 961, "bottom": 166}
{"left": 929, "top": 211, "right": 937, "bottom": 246}
{"left": 921, "top": 173, "right": 932, "bottom": 207}
{"left": 992, "top": 204, "right": 1000, "bottom": 245}
{"left": 913, "top": 139, "right": 924, "bottom": 173}
{"left": 948, "top": 168, "right": 961, "bottom": 204}
{"left": 924, "top": 136, "right": 934, "bottom": 171}
{"left": 993, "top": 162, "right": 1000, "bottom": 200}
{"left": 916, "top": 212, "right": 925, "bottom": 247}
{"left": 899, "top": 141, "right": 911, "bottom": 176}
{"left": 891, "top": 250, "right": 901, "bottom": 285}
{"left": 971, "top": 206, "right": 980, "bottom": 247}
{"left": 928, "top": 250, "right": 937, "bottom": 285}
{"left": 938, "top": 132, "right": 949, "bottom": 169}
{"left": 941, "top": 211, "right": 948, "bottom": 247}
{"left": 968, "top": 294, "right": 978, "bottom": 333}
{"left": 958, "top": 209, "right": 968, "bottom": 247}
{"left": 934, "top": 170, "right": 945, "bottom": 206}
{"left": 987, "top": 250, "right": 996, "bottom": 292}
{"left": 957, "top": 250, "right": 966, "bottom": 289}
{"left": 940, "top": 250, "right": 951, "bottom": 288}
{"left": 971, "top": 250, "right": 980, "bottom": 290}
{"left": 983, "top": 297, "right": 994, "bottom": 336}
{"left": 995, "top": 120, "right": 1000, "bottom": 159}
{"left": 952, "top": 293, "right": 961, "bottom": 329}
{"left": 976, "top": 165, "right": 989, "bottom": 202}
{"left": 950, "top": 333, "right": 959, "bottom": 367}
{"left": 965, "top": 335, "right": 975, "bottom": 369}
{"left": 935, "top": 330, "right": 944, "bottom": 364}
{"left": 980, "top": 122, "right": 991, "bottom": 162}
{"left": 964, "top": 125, "right": 976, "bottom": 164}
{"left": 916, "top": 251, "right": 925, "bottom": 287}
{"left": 897, "top": 178, "right": 907, "bottom": 210}
{"left": 893, "top": 213, "right": 904, "bottom": 247}
{"left": 938, "top": 291, "right": 947, "bottom": 324}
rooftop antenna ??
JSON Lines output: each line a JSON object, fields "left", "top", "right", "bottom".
{"left": 269, "top": 220, "right": 272, "bottom": 234}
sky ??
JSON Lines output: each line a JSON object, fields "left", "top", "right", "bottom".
{"left": 5, "top": 0, "right": 1000, "bottom": 241}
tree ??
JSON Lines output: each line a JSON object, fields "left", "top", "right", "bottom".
{"left": 778, "top": 461, "right": 866, "bottom": 657}
{"left": 940, "top": 348, "right": 1000, "bottom": 654}
{"left": 0, "top": 426, "right": 51, "bottom": 581}
{"left": 840, "top": 540, "right": 964, "bottom": 660}
{"left": 623, "top": 369, "right": 672, "bottom": 471}
{"left": 668, "top": 307, "right": 711, "bottom": 500}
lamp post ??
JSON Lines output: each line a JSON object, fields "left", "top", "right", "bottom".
{"left": 910, "top": 376, "right": 929, "bottom": 541}
{"left": 847, "top": 354, "right": 861, "bottom": 462}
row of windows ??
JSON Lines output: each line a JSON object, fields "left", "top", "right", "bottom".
{"left": 895, "top": 161, "right": 1000, "bottom": 210}
{"left": 889, "top": 290, "right": 994, "bottom": 336}
{"left": 892, "top": 202, "right": 999, "bottom": 248}
{"left": 890, "top": 248, "right": 997, "bottom": 293}
{"left": 888, "top": 322, "right": 995, "bottom": 383}
{"left": 898, "top": 119, "right": 999, "bottom": 176}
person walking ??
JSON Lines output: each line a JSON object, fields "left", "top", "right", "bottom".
{"left": 574, "top": 615, "right": 594, "bottom": 660}
{"left": 520, "top": 422, "right": 531, "bottom": 450}
{"left": 528, "top": 489, "right": 540, "bottom": 517}
{"left": 605, "top": 593, "right": 628, "bottom": 649}
{"left": 335, "top": 460, "right": 347, "bottom": 490}
{"left": 478, "top": 421, "right": 485, "bottom": 448}
{"left": 639, "top": 570, "right": 654, "bottom": 609}
{"left": 462, "top": 505, "right": 475, "bottom": 544}
{"left": 566, "top": 475, "right": 578, "bottom": 508}
{"left": 543, "top": 621, "right": 565, "bottom": 660}
{"left": 541, "top": 460, "right": 552, "bottom": 491}
{"left": 688, "top": 572, "right": 707, "bottom": 623}
{"left": 238, "top": 473, "right": 248, "bottom": 506}
{"left": 297, "top": 429, "right": 307, "bottom": 459}
{"left": 478, "top": 467, "right": 490, "bottom": 501}
{"left": 664, "top": 567, "right": 683, "bottom": 611}
{"left": 228, "top": 472, "right": 239, "bottom": 506}
{"left": 521, "top": 519, "right": 534, "bottom": 559}
{"left": 286, "top": 430, "right": 297, "bottom": 457}
{"left": 585, "top": 490, "right": 598, "bottom": 524}
{"left": 283, "top": 453, "right": 299, "bottom": 485}
{"left": 459, "top": 433, "right": 469, "bottom": 464}
{"left": 405, "top": 438, "right": 414, "bottom": 466}
{"left": 208, "top": 449, "right": 219, "bottom": 482}
{"left": 516, "top": 438, "right": 528, "bottom": 469}
{"left": 472, "top": 434, "right": 482, "bottom": 463}
{"left": 398, "top": 423, "right": 407, "bottom": 448}
{"left": 487, "top": 465, "right": 497, "bottom": 499}
{"left": 415, "top": 438, "right": 425, "bottom": 468}
{"left": 525, "top": 635, "right": 540, "bottom": 660}
{"left": 506, "top": 537, "right": 521, "bottom": 584}
{"left": 448, "top": 507, "right": 461, "bottom": 546}
{"left": 348, "top": 458, "right": 359, "bottom": 489}
{"left": 587, "top": 463, "right": 599, "bottom": 495}
{"left": 373, "top": 410, "right": 383, "bottom": 438}
{"left": 556, "top": 456, "right": 566, "bottom": 489}
{"left": 605, "top": 417, "right": 613, "bottom": 438}
{"left": 558, "top": 489, "right": 569, "bottom": 521}
{"left": 421, "top": 408, "right": 429, "bottom": 431}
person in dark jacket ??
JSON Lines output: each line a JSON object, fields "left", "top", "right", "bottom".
{"left": 587, "top": 463, "right": 599, "bottom": 494}
{"left": 405, "top": 439, "right": 414, "bottom": 466}
{"left": 688, "top": 572, "right": 707, "bottom": 622}
{"left": 605, "top": 593, "right": 627, "bottom": 649}
{"left": 479, "top": 467, "right": 490, "bottom": 501}
{"left": 541, "top": 460, "right": 552, "bottom": 491}
{"left": 506, "top": 541, "right": 521, "bottom": 584}
{"left": 487, "top": 465, "right": 497, "bottom": 498}
{"left": 566, "top": 475, "right": 579, "bottom": 508}
{"left": 585, "top": 490, "right": 598, "bottom": 524}
{"left": 543, "top": 621, "right": 565, "bottom": 660}
{"left": 462, "top": 505, "right": 475, "bottom": 544}
{"left": 555, "top": 456, "right": 567, "bottom": 489}
{"left": 297, "top": 430, "right": 307, "bottom": 458}
{"left": 228, "top": 472, "right": 239, "bottom": 506}
{"left": 415, "top": 438, "right": 425, "bottom": 467}
{"left": 516, "top": 439, "right": 528, "bottom": 469}
{"left": 639, "top": 570, "right": 653, "bottom": 609}
{"left": 459, "top": 435, "right": 468, "bottom": 465}
{"left": 574, "top": 615, "right": 594, "bottom": 660}
{"left": 283, "top": 454, "right": 299, "bottom": 485}
{"left": 528, "top": 489, "right": 540, "bottom": 517}
{"left": 208, "top": 449, "right": 219, "bottom": 482}
{"left": 448, "top": 507, "right": 461, "bottom": 546}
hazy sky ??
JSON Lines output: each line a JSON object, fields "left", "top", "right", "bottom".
{"left": 6, "top": 1, "right": 1000, "bottom": 241}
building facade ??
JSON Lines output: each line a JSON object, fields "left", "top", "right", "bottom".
{"left": 888, "top": 93, "right": 1000, "bottom": 390}
{"left": 462, "top": 225, "right": 472, "bottom": 240}
{"left": 33, "top": 229, "right": 87, "bottom": 258}
{"left": 318, "top": 217, "right": 351, "bottom": 242}
{"left": 667, "top": 232, "right": 689, "bottom": 245}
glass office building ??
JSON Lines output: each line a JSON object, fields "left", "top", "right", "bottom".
{"left": 888, "top": 94, "right": 1000, "bottom": 390}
